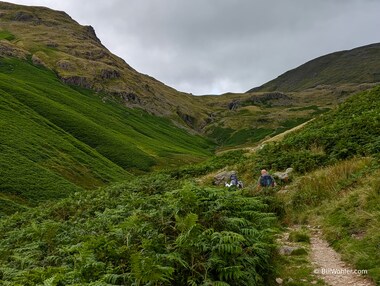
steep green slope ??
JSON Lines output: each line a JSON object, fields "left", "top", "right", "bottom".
{"left": 0, "top": 57, "right": 214, "bottom": 214}
{"left": 249, "top": 43, "right": 380, "bottom": 92}
{"left": 254, "top": 85, "right": 380, "bottom": 172}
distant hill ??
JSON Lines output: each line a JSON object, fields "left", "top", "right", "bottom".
{"left": 249, "top": 43, "right": 380, "bottom": 92}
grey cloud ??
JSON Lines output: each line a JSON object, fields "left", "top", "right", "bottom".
{"left": 8, "top": 0, "right": 380, "bottom": 94}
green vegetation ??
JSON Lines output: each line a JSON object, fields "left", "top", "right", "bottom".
{"left": 1, "top": 2, "right": 380, "bottom": 284}
{"left": 255, "top": 86, "right": 380, "bottom": 172}
{"left": 320, "top": 173, "right": 380, "bottom": 283}
{"left": 250, "top": 86, "right": 380, "bottom": 284}
{"left": 273, "top": 227, "right": 325, "bottom": 286}
{"left": 225, "top": 128, "right": 273, "bottom": 146}
{"left": 288, "top": 105, "right": 330, "bottom": 116}
{"left": 277, "top": 158, "right": 380, "bottom": 284}
{"left": 0, "top": 57, "right": 214, "bottom": 214}
{"left": 0, "top": 30, "right": 15, "bottom": 41}
{"left": 0, "top": 174, "right": 278, "bottom": 285}
{"left": 288, "top": 230, "right": 310, "bottom": 243}
{"left": 211, "top": 127, "right": 274, "bottom": 147}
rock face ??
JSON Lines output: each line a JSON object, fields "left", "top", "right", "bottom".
{"left": 214, "top": 170, "right": 236, "bottom": 185}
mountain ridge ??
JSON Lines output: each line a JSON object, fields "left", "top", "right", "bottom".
{"left": 248, "top": 43, "right": 380, "bottom": 92}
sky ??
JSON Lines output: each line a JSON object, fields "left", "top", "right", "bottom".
{"left": 7, "top": 0, "right": 380, "bottom": 95}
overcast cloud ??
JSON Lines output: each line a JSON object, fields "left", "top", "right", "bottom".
{"left": 7, "top": 0, "right": 380, "bottom": 94}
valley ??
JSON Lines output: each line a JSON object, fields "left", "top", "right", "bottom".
{"left": 0, "top": 1, "right": 379, "bottom": 285}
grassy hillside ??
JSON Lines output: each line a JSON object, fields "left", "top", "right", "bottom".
{"left": 276, "top": 158, "right": 380, "bottom": 284}
{"left": 0, "top": 57, "right": 214, "bottom": 215}
{"left": 249, "top": 43, "right": 380, "bottom": 92}
{"left": 254, "top": 85, "right": 380, "bottom": 173}
{"left": 198, "top": 88, "right": 349, "bottom": 148}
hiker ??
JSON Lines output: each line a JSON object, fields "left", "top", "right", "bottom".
{"left": 257, "top": 169, "right": 276, "bottom": 189}
{"left": 225, "top": 172, "right": 244, "bottom": 189}
{"left": 230, "top": 172, "right": 238, "bottom": 186}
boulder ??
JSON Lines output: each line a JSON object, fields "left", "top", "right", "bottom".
{"left": 214, "top": 170, "right": 236, "bottom": 185}
{"left": 278, "top": 246, "right": 298, "bottom": 255}
{"left": 275, "top": 277, "right": 283, "bottom": 284}
{"left": 31, "top": 54, "right": 46, "bottom": 67}
{"left": 273, "top": 167, "right": 293, "bottom": 182}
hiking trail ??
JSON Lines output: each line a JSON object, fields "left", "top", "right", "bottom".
{"left": 279, "top": 225, "right": 375, "bottom": 286}
{"left": 309, "top": 226, "right": 375, "bottom": 286}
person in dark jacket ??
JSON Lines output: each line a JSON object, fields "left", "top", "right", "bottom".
{"left": 257, "top": 169, "right": 276, "bottom": 189}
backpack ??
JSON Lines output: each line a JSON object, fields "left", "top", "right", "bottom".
{"left": 260, "top": 174, "right": 274, "bottom": 187}
{"left": 230, "top": 174, "right": 238, "bottom": 185}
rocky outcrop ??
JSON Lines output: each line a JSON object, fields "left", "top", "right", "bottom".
{"left": 73, "top": 48, "right": 107, "bottom": 61}
{"left": 119, "top": 92, "right": 141, "bottom": 104}
{"left": 31, "top": 54, "right": 47, "bottom": 67}
{"left": 100, "top": 68, "right": 121, "bottom": 80}
{"left": 227, "top": 92, "right": 292, "bottom": 110}
{"left": 46, "top": 41, "right": 59, "bottom": 48}
{"left": 228, "top": 100, "right": 239, "bottom": 110}
{"left": 56, "top": 60, "right": 75, "bottom": 71}
{"left": 59, "top": 75, "right": 92, "bottom": 89}
{"left": 83, "top": 25, "right": 101, "bottom": 44}
{"left": 13, "top": 11, "right": 37, "bottom": 22}
{"left": 0, "top": 41, "right": 29, "bottom": 59}
{"left": 248, "top": 92, "right": 292, "bottom": 106}
{"left": 177, "top": 110, "right": 196, "bottom": 128}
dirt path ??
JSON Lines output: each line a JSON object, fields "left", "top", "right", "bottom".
{"left": 309, "top": 227, "right": 375, "bottom": 286}
{"left": 216, "top": 119, "right": 314, "bottom": 155}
